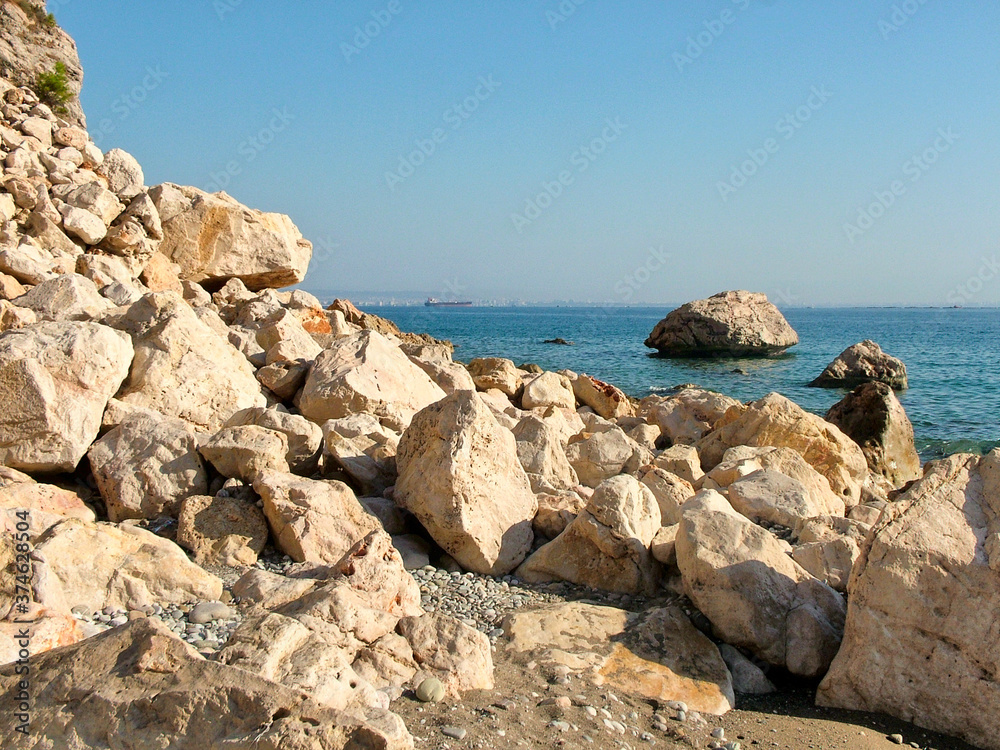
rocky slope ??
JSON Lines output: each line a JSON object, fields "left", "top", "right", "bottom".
{"left": 0, "top": 0, "right": 85, "bottom": 126}
{"left": 0, "top": 17, "right": 995, "bottom": 750}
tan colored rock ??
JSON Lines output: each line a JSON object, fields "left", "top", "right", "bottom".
{"left": 0, "top": 273, "right": 25, "bottom": 300}
{"left": 626, "top": 422, "right": 661, "bottom": 451}
{"left": 201, "top": 425, "right": 290, "bottom": 482}
{"left": 521, "top": 371, "right": 575, "bottom": 410}
{"left": 232, "top": 568, "right": 318, "bottom": 609}
{"left": 503, "top": 602, "right": 734, "bottom": 715}
{"left": 323, "top": 414, "right": 399, "bottom": 495}
{"left": 257, "top": 306, "right": 323, "bottom": 364}
{"left": 697, "top": 393, "right": 868, "bottom": 506}
{"left": 675, "top": 490, "right": 846, "bottom": 677}
{"left": 0, "top": 237, "right": 59, "bottom": 285}
{"left": 150, "top": 183, "right": 312, "bottom": 290}
{"left": 816, "top": 451, "right": 1000, "bottom": 750}
{"left": 177, "top": 494, "right": 268, "bottom": 567}
{"left": 644, "top": 388, "right": 742, "bottom": 445}
{"left": 397, "top": 613, "right": 494, "bottom": 695}
{"left": 565, "top": 427, "right": 651, "bottom": 488}
{"left": 0, "top": 618, "right": 412, "bottom": 749}
{"left": 395, "top": 391, "right": 536, "bottom": 576}
{"left": 276, "top": 532, "right": 423, "bottom": 651}
{"left": 63, "top": 181, "right": 125, "bottom": 225}
{"left": 728, "top": 469, "right": 844, "bottom": 528}
{"left": 650, "top": 524, "right": 678, "bottom": 566}
{"left": 0, "top": 299, "right": 36, "bottom": 331}
{"left": 32, "top": 518, "right": 222, "bottom": 612}
{"left": 299, "top": 330, "right": 445, "bottom": 430}
{"left": 645, "top": 290, "right": 798, "bottom": 356}
{"left": 653, "top": 444, "right": 705, "bottom": 485}
{"left": 703, "top": 445, "right": 847, "bottom": 519}
{"left": 0, "top": 321, "right": 132, "bottom": 472}
{"left": 12, "top": 272, "right": 109, "bottom": 321}
{"left": 532, "top": 489, "right": 586, "bottom": 539}
{"left": 638, "top": 466, "right": 694, "bottom": 525}
{"left": 139, "top": 250, "right": 183, "bottom": 293}
{"left": 254, "top": 471, "right": 382, "bottom": 564}
{"left": 572, "top": 374, "right": 634, "bottom": 419}
{"left": 0, "top": 607, "right": 83, "bottom": 665}
{"left": 517, "top": 475, "right": 661, "bottom": 595}
{"left": 408, "top": 356, "right": 475, "bottom": 395}
{"left": 88, "top": 413, "right": 207, "bottom": 522}
{"left": 109, "top": 292, "right": 266, "bottom": 432}
{"left": 466, "top": 357, "right": 520, "bottom": 396}
{"left": 810, "top": 339, "right": 908, "bottom": 390}
{"left": 215, "top": 610, "right": 384, "bottom": 713}
{"left": 791, "top": 538, "right": 859, "bottom": 593}
{"left": 0, "top": 467, "right": 94, "bottom": 534}
{"left": 257, "top": 359, "right": 309, "bottom": 401}
{"left": 512, "top": 414, "right": 579, "bottom": 492}
{"left": 718, "top": 643, "right": 776, "bottom": 695}
{"left": 825, "top": 382, "right": 921, "bottom": 488}
{"left": 225, "top": 406, "right": 323, "bottom": 474}
{"left": 97, "top": 148, "right": 145, "bottom": 200}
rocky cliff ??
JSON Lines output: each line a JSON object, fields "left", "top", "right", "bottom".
{"left": 0, "top": 0, "right": 85, "bottom": 126}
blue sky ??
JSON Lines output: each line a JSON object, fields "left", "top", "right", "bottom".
{"left": 54, "top": 1, "right": 1000, "bottom": 306}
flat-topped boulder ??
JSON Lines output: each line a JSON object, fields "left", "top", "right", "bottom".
{"left": 645, "top": 290, "right": 798, "bottom": 357}
{"left": 809, "top": 339, "right": 908, "bottom": 389}
{"left": 149, "top": 183, "right": 312, "bottom": 291}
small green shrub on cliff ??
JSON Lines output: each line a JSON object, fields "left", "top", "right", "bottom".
{"left": 15, "top": 0, "right": 52, "bottom": 26}
{"left": 35, "top": 61, "right": 71, "bottom": 112}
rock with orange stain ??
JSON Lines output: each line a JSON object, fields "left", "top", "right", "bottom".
{"left": 0, "top": 606, "right": 84, "bottom": 665}
{"left": 503, "top": 601, "right": 734, "bottom": 715}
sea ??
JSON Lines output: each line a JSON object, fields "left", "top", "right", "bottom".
{"left": 359, "top": 305, "right": 1000, "bottom": 462}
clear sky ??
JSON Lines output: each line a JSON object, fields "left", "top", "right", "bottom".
{"left": 54, "top": 0, "right": 1000, "bottom": 306}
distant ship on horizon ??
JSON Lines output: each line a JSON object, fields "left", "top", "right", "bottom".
{"left": 424, "top": 298, "right": 473, "bottom": 307}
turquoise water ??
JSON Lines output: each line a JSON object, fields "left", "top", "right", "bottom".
{"left": 361, "top": 306, "right": 1000, "bottom": 461}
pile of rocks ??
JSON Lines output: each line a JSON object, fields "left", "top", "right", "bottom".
{"left": 0, "top": 46, "right": 996, "bottom": 750}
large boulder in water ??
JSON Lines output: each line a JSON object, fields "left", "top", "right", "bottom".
{"left": 817, "top": 451, "right": 1000, "bottom": 750}
{"left": 809, "top": 339, "right": 908, "bottom": 390}
{"left": 644, "top": 290, "right": 798, "bottom": 357}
